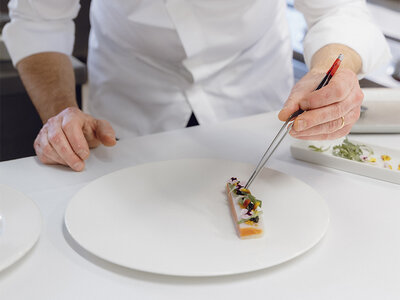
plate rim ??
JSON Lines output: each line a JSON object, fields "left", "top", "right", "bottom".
{"left": 0, "top": 184, "right": 42, "bottom": 272}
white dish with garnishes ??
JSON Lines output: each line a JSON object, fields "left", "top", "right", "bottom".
{"left": 65, "top": 159, "right": 329, "bottom": 277}
{"left": 291, "top": 138, "right": 400, "bottom": 184}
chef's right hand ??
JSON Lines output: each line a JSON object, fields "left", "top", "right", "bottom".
{"left": 34, "top": 107, "right": 117, "bottom": 171}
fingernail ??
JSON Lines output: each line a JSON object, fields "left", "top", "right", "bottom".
{"left": 278, "top": 108, "right": 288, "bottom": 119}
{"left": 281, "top": 105, "right": 290, "bottom": 112}
{"left": 296, "top": 119, "right": 306, "bottom": 131}
{"left": 105, "top": 133, "right": 115, "bottom": 140}
{"left": 73, "top": 162, "right": 84, "bottom": 171}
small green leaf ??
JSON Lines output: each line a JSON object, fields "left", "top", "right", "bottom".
{"left": 332, "top": 137, "right": 373, "bottom": 162}
{"left": 309, "top": 145, "right": 330, "bottom": 152}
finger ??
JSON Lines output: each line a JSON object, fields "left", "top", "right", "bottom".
{"left": 47, "top": 119, "right": 85, "bottom": 171}
{"left": 95, "top": 119, "right": 116, "bottom": 147}
{"left": 278, "top": 72, "right": 340, "bottom": 121}
{"left": 291, "top": 124, "right": 353, "bottom": 141}
{"left": 34, "top": 127, "right": 66, "bottom": 165}
{"left": 61, "top": 114, "right": 90, "bottom": 160}
{"left": 290, "top": 107, "right": 360, "bottom": 137}
{"left": 82, "top": 120, "right": 101, "bottom": 149}
{"left": 278, "top": 97, "right": 301, "bottom": 121}
{"left": 299, "top": 69, "right": 356, "bottom": 111}
{"left": 278, "top": 71, "right": 332, "bottom": 121}
{"left": 292, "top": 83, "right": 362, "bottom": 132}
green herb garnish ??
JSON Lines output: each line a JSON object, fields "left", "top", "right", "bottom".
{"left": 309, "top": 145, "right": 330, "bottom": 152}
{"left": 332, "top": 138, "right": 373, "bottom": 162}
{"left": 247, "top": 194, "right": 262, "bottom": 206}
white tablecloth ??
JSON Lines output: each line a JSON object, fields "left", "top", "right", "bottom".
{"left": 1, "top": 111, "right": 399, "bottom": 300}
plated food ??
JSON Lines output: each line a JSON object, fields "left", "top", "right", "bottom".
{"left": 226, "top": 177, "right": 263, "bottom": 239}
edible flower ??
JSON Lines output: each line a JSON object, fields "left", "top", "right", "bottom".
{"left": 240, "top": 188, "right": 250, "bottom": 194}
{"left": 381, "top": 155, "right": 391, "bottom": 161}
{"left": 240, "top": 209, "right": 252, "bottom": 219}
{"left": 384, "top": 162, "right": 392, "bottom": 170}
{"left": 368, "top": 157, "right": 376, "bottom": 163}
{"left": 229, "top": 177, "right": 239, "bottom": 185}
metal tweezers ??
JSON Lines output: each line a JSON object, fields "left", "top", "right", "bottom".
{"left": 244, "top": 109, "right": 303, "bottom": 189}
{"left": 244, "top": 54, "right": 344, "bottom": 189}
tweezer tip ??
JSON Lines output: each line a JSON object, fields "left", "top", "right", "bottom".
{"left": 338, "top": 54, "right": 344, "bottom": 61}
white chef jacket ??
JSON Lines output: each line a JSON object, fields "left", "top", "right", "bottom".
{"left": 3, "top": 0, "right": 391, "bottom": 138}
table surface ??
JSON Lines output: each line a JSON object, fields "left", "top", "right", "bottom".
{"left": 1, "top": 111, "right": 399, "bottom": 300}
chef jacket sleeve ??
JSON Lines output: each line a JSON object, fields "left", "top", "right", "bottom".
{"left": 295, "top": 0, "right": 391, "bottom": 78}
{"left": 2, "top": 0, "right": 80, "bottom": 66}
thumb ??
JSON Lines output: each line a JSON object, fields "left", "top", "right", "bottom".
{"left": 278, "top": 96, "right": 301, "bottom": 121}
{"left": 95, "top": 119, "right": 117, "bottom": 146}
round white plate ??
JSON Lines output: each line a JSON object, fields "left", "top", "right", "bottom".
{"left": 65, "top": 159, "right": 329, "bottom": 276}
{"left": 0, "top": 184, "right": 42, "bottom": 272}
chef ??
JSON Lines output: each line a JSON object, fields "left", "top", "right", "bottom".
{"left": 3, "top": 0, "right": 391, "bottom": 171}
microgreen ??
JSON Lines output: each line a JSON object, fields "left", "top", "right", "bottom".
{"left": 332, "top": 138, "right": 373, "bottom": 162}
{"left": 308, "top": 145, "right": 330, "bottom": 152}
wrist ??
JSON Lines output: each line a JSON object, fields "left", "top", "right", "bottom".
{"left": 310, "top": 43, "right": 362, "bottom": 74}
{"left": 40, "top": 100, "right": 79, "bottom": 124}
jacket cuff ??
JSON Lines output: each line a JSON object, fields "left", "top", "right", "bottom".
{"left": 302, "top": 13, "right": 391, "bottom": 78}
{"left": 2, "top": 19, "right": 75, "bottom": 66}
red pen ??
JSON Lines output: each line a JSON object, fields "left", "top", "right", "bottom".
{"left": 315, "top": 53, "right": 343, "bottom": 90}
{"left": 290, "top": 53, "right": 343, "bottom": 119}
